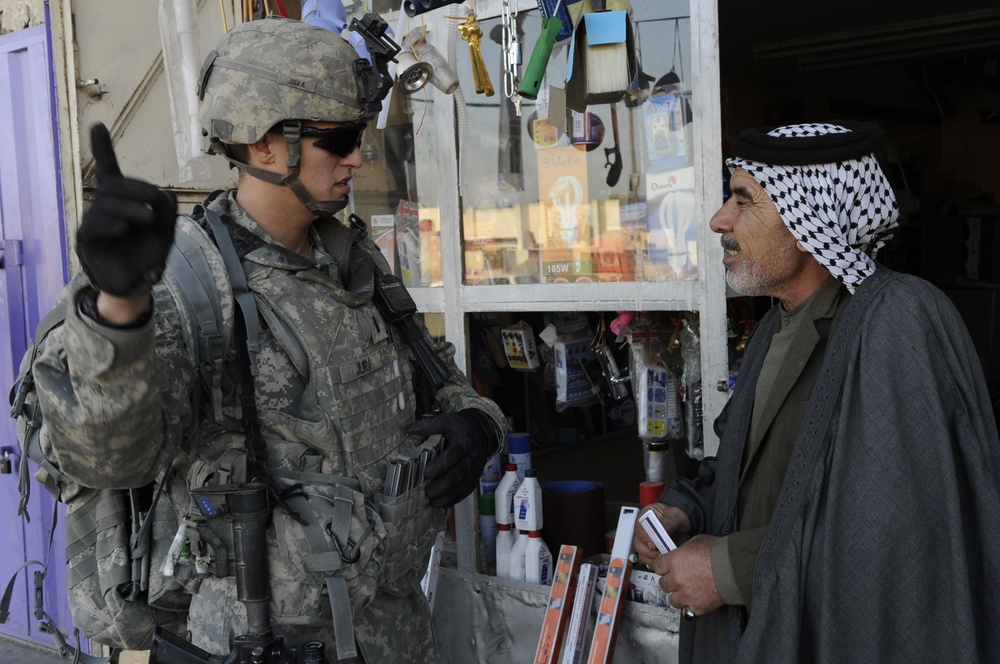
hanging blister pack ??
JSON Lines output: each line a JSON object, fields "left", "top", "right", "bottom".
{"left": 628, "top": 324, "right": 683, "bottom": 442}
{"left": 679, "top": 319, "right": 704, "bottom": 459}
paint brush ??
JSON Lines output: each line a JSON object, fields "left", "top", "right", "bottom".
{"left": 582, "top": 0, "right": 631, "bottom": 102}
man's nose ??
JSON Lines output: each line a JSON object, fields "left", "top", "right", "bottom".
{"left": 709, "top": 199, "right": 732, "bottom": 234}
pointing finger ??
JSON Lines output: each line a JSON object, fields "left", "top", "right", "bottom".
{"left": 90, "top": 122, "right": 122, "bottom": 185}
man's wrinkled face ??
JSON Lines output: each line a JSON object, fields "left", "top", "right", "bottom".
{"left": 710, "top": 168, "right": 806, "bottom": 298}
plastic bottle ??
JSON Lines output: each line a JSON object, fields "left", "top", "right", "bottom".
{"left": 479, "top": 493, "right": 499, "bottom": 566}
{"left": 524, "top": 530, "right": 553, "bottom": 585}
{"left": 495, "top": 523, "right": 514, "bottom": 579}
{"left": 508, "top": 530, "right": 529, "bottom": 582}
{"left": 508, "top": 433, "right": 533, "bottom": 481}
{"left": 514, "top": 469, "right": 543, "bottom": 532}
{"left": 479, "top": 454, "right": 501, "bottom": 495}
{"left": 495, "top": 463, "right": 521, "bottom": 525}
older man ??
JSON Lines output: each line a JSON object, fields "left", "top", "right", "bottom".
{"left": 636, "top": 121, "right": 1000, "bottom": 663}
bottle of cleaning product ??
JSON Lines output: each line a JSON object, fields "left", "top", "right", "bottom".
{"left": 508, "top": 433, "right": 533, "bottom": 480}
{"left": 479, "top": 454, "right": 502, "bottom": 495}
{"left": 496, "top": 522, "right": 515, "bottom": 579}
{"left": 479, "top": 493, "right": 499, "bottom": 567}
{"left": 508, "top": 530, "right": 529, "bottom": 582}
{"left": 495, "top": 463, "right": 521, "bottom": 526}
{"left": 524, "top": 530, "right": 553, "bottom": 585}
{"left": 514, "top": 468, "right": 543, "bottom": 532}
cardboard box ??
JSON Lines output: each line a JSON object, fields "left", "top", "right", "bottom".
{"left": 554, "top": 334, "right": 595, "bottom": 405}
{"left": 502, "top": 321, "right": 541, "bottom": 370}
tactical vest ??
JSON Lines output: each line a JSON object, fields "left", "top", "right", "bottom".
{"left": 7, "top": 202, "right": 444, "bottom": 660}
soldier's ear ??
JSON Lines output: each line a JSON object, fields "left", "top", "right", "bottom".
{"left": 247, "top": 133, "right": 280, "bottom": 167}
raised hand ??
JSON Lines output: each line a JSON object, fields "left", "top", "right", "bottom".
{"left": 76, "top": 122, "right": 177, "bottom": 297}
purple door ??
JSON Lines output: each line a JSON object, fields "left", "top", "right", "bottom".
{"left": 0, "top": 23, "right": 72, "bottom": 647}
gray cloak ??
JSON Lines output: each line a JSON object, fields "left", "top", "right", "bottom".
{"left": 664, "top": 267, "right": 1000, "bottom": 663}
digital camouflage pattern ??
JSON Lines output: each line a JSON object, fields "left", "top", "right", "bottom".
{"left": 198, "top": 17, "right": 371, "bottom": 149}
{"left": 33, "top": 190, "right": 506, "bottom": 658}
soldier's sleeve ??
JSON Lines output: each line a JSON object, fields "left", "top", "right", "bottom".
{"left": 421, "top": 324, "right": 508, "bottom": 449}
{"left": 32, "top": 272, "right": 198, "bottom": 489}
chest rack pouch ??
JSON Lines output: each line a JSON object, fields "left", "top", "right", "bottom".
{"left": 352, "top": 213, "right": 451, "bottom": 392}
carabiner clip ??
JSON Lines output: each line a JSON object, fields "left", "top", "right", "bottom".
{"left": 325, "top": 523, "right": 361, "bottom": 564}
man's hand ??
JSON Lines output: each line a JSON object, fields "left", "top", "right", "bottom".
{"left": 654, "top": 534, "right": 724, "bottom": 619}
{"left": 76, "top": 122, "right": 177, "bottom": 297}
{"left": 409, "top": 410, "right": 496, "bottom": 508}
{"left": 634, "top": 502, "right": 690, "bottom": 568}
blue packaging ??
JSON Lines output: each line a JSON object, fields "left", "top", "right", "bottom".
{"left": 537, "top": 0, "right": 576, "bottom": 44}
{"left": 507, "top": 433, "right": 533, "bottom": 480}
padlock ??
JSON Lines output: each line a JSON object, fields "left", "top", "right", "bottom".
{"left": 1, "top": 449, "right": 12, "bottom": 474}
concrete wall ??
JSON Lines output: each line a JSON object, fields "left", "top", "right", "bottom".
{"left": 0, "top": 0, "right": 44, "bottom": 34}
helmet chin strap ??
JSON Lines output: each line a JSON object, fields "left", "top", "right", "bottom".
{"left": 218, "top": 121, "right": 349, "bottom": 219}
{"left": 279, "top": 121, "right": 349, "bottom": 218}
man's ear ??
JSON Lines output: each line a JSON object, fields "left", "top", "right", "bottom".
{"left": 247, "top": 133, "right": 278, "bottom": 166}
{"left": 796, "top": 241, "right": 810, "bottom": 253}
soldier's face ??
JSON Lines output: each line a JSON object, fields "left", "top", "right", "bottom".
{"left": 710, "top": 168, "right": 808, "bottom": 298}
{"left": 297, "top": 121, "right": 365, "bottom": 202}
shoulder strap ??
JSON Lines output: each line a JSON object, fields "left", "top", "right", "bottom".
{"left": 163, "top": 219, "right": 230, "bottom": 423}
{"left": 201, "top": 207, "right": 262, "bottom": 376}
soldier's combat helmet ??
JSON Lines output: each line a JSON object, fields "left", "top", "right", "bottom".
{"left": 197, "top": 16, "right": 386, "bottom": 216}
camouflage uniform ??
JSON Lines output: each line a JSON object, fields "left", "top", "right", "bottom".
{"left": 33, "top": 190, "right": 506, "bottom": 661}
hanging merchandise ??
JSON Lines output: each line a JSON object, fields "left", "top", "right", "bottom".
{"left": 588, "top": 314, "right": 629, "bottom": 401}
{"left": 642, "top": 21, "right": 690, "bottom": 172}
{"left": 497, "top": 2, "right": 526, "bottom": 188}
{"left": 519, "top": 0, "right": 565, "bottom": 101}
{"left": 394, "top": 47, "right": 434, "bottom": 93}
{"left": 563, "top": 0, "right": 638, "bottom": 110}
{"left": 501, "top": 0, "right": 524, "bottom": 114}
{"left": 536, "top": 0, "right": 575, "bottom": 44}
{"left": 501, "top": 320, "right": 541, "bottom": 370}
{"left": 603, "top": 104, "right": 623, "bottom": 187}
{"left": 628, "top": 322, "right": 682, "bottom": 442}
{"left": 554, "top": 333, "right": 599, "bottom": 409}
{"left": 457, "top": 12, "right": 495, "bottom": 96}
{"left": 416, "top": 32, "right": 460, "bottom": 94}
{"left": 679, "top": 317, "right": 704, "bottom": 460}
{"left": 404, "top": 0, "right": 465, "bottom": 17}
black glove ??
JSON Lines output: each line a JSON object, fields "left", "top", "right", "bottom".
{"left": 76, "top": 122, "right": 177, "bottom": 297}
{"left": 410, "top": 410, "right": 498, "bottom": 508}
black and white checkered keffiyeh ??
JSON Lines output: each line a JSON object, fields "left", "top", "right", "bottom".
{"left": 727, "top": 122, "right": 900, "bottom": 293}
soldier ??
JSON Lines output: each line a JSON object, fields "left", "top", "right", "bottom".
{"left": 32, "top": 16, "right": 505, "bottom": 662}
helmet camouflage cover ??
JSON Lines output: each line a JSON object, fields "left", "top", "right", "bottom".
{"left": 198, "top": 16, "right": 371, "bottom": 151}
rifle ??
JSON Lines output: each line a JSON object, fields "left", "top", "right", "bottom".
{"left": 148, "top": 484, "right": 325, "bottom": 664}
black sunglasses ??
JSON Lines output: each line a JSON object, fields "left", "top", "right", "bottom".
{"left": 299, "top": 124, "right": 366, "bottom": 158}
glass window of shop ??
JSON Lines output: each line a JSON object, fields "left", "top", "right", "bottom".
{"left": 351, "top": 0, "right": 695, "bottom": 289}
{"left": 454, "top": 0, "right": 694, "bottom": 286}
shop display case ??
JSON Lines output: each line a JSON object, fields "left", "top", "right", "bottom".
{"left": 352, "top": 0, "right": 723, "bottom": 538}
{"left": 350, "top": 0, "right": 723, "bottom": 659}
